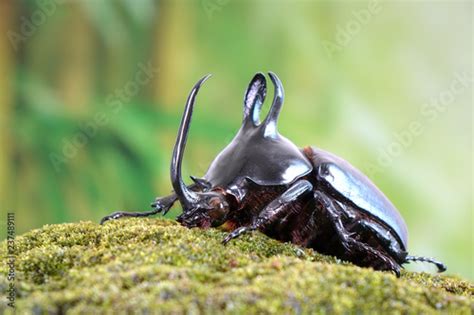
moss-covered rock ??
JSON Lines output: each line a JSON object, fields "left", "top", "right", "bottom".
{"left": 0, "top": 218, "right": 472, "bottom": 314}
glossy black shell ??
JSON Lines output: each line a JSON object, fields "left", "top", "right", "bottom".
{"left": 205, "top": 72, "right": 408, "bottom": 250}
{"left": 204, "top": 125, "right": 313, "bottom": 187}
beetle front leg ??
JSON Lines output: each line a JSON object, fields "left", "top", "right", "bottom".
{"left": 222, "top": 179, "right": 313, "bottom": 244}
{"left": 100, "top": 181, "right": 208, "bottom": 225}
{"left": 100, "top": 193, "right": 178, "bottom": 225}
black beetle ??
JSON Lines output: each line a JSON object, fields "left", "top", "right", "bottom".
{"left": 101, "top": 72, "right": 446, "bottom": 276}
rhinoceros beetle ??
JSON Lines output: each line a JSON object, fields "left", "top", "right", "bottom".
{"left": 101, "top": 72, "right": 447, "bottom": 276}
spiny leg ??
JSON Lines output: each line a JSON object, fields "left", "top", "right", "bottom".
{"left": 100, "top": 180, "right": 209, "bottom": 225}
{"left": 100, "top": 194, "right": 177, "bottom": 225}
{"left": 314, "top": 190, "right": 402, "bottom": 276}
{"left": 222, "top": 179, "right": 313, "bottom": 244}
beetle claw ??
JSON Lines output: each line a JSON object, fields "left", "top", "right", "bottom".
{"left": 100, "top": 211, "right": 124, "bottom": 225}
{"left": 222, "top": 226, "right": 255, "bottom": 245}
{"left": 221, "top": 235, "right": 232, "bottom": 245}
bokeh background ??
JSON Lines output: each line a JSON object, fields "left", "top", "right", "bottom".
{"left": 0, "top": 0, "right": 472, "bottom": 279}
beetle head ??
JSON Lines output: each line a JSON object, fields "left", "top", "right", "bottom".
{"left": 176, "top": 191, "right": 230, "bottom": 228}
{"left": 171, "top": 72, "right": 287, "bottom": 226}
{"left": 171, "top": 75, "right": 230, "bottom": 228}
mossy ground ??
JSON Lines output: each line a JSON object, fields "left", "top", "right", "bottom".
{"left": 0, "top": 218, "right": 472, "bottom": 314}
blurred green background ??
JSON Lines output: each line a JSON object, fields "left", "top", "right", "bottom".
{"left": 0, "top": 0, "right": 472, "bottom": 279}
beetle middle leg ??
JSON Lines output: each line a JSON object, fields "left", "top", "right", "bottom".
{"left": 222, "top": 179, "right": 313, "bottom": 244}
{"left": 314, "top": 190, "right": 402, "bottom": 276}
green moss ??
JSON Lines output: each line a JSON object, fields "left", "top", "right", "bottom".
{"left": 0, "top": 219, "right": 472, "bottom": 314}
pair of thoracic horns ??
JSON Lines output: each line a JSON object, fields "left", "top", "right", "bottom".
{"left": 242, "top": 72, "right": 285, "bottom": 135}
{"left": 171, "top": 72, "right": 284, "bottom": 210}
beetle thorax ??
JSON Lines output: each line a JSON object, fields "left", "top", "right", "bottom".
{"left": 204, "top": 125, "right": 312, "bottom": 187}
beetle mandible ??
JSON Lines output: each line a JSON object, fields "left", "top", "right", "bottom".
{"left": 101, "top": 72, "right": 446, "bottom": 276}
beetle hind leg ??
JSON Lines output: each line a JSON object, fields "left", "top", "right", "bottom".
{"left": 404, "top": 255, "right": 447, "bottom": 273}
{"left": 349, "top": 219, "right": 408, "bottom": 265}
{"left": 314, "top": 190, "right": 402, "bottom": 277}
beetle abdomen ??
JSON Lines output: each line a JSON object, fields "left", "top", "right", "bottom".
{"left": 303, "top": 146, "right": 408, "bottom": 250}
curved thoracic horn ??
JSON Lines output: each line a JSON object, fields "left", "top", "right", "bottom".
{"left": 171, "top": 74, "right": 211, "bottom": 209}
{"left": 242, "top": 72, "right": 267, "bottom": 127}
{"left": 262, "top": 72, "right": 284, "bottom": 136}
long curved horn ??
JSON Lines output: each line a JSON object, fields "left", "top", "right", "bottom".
{"left": 262, "top": 72, "right": 284, "bottom": 136}
{"left": 171, "top": 74, "right": 211, "bottom": 209}
{"left": 243, "top": 72, "right": 266, "bottom": 127}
